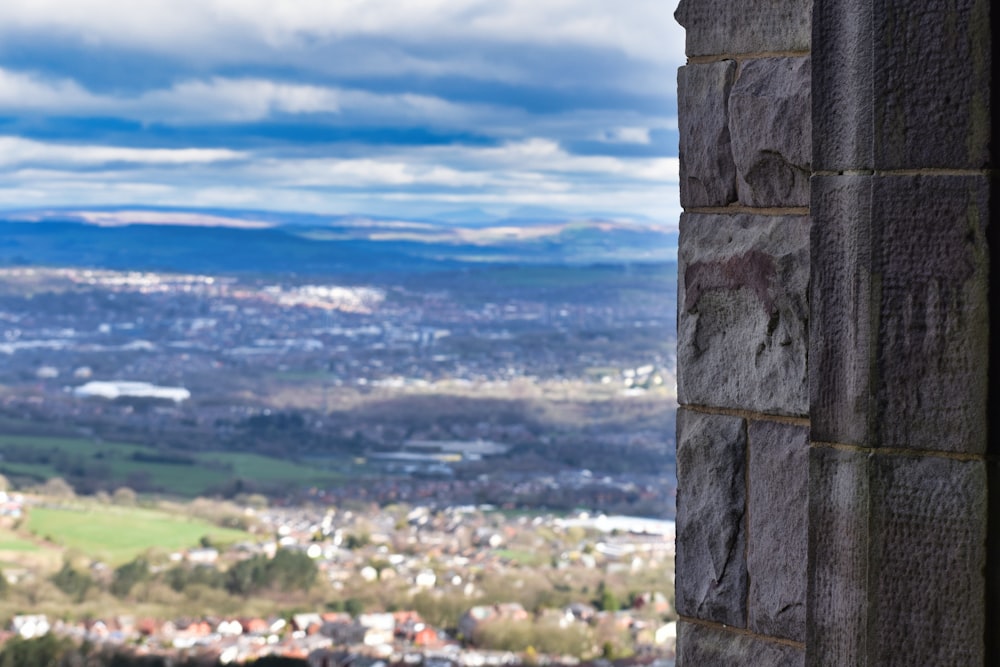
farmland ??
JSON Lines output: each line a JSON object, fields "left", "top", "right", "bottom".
{"left": 24, "top": 505, "right": 250, "bottom": 565}
{"left": 0, "top": 432, "right": 348, "bottom": 498}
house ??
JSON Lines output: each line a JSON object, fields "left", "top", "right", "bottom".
{"left": 217, "top": 619, "right": 243, "bottom": 636}
{"left": 10, "top": 614, "right": 50, "bottom": 639}
{"left": 293, "top": 613, "right": 324, "bottom": 633}
{"left": 457, "top": 603, "right": 528, "bottom": 641}
{"left": 187, "top": 547, "right": 219, "bottom": 564}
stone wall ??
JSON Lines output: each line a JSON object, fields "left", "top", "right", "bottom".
{"left": 674, "top": 0, "right": 995, "bottom": 664}
{"left": 674, "top": 1, "right": 812, "bottom": 663}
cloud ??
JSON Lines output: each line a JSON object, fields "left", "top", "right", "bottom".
{"left": 596, "top": 127, "right": 653, "bottom": 145}
{"left": 0, "top": 1, "right": 684, "bottom": 67}
{"left": 0, "top": 67, "right": 509, "bottom": 128}
{"left": 0, "top": 136, "right": 244, "bottom": 168}
{"left": 0, "top": 2, "right": 684, "bottom": 224}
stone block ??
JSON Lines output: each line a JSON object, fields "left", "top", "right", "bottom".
{"left": 872, "top": 0, "right": 992, "bottom": 169}
{"left": 807, "top": 447, "right": 870, "bottom": 666}
{"left": 730, "top": 57, "right": 811, "bottom": 208}
{"left": 747, "top": 420, "right": 808, "bottom": 642}
{"left": 677, "top": 621, "right": 805, "bottom": 667}
{"left": 811, "top": 175, "right": 990, "bottom": 454}
{"left": 808, "top": 450, "right": 988, "bottom": 666}
{"left": 869, "top": 455, "right": 986, "bottom": 665}
{"left": 814, "top": 0, "right": 991, "bottom": 170}
{"left": 675, "top": 409, "right": 747, "bottom": 627}
{"left": 872, "top": 176, "right": 990, "bottom": 453}
{"left": 812, "top": 0, "right": 875, "bottom": 170}
{"left": 809, "top": 175, "right": 873, "bottom": 446}
{"left": 678, "top": 62, "right": 738, "bottom": 208}
{"left": 677, "top": 213, "right": 809, "bottom": 416}
{"left": 674, "top": 0, "right": 810, "bottom": 58}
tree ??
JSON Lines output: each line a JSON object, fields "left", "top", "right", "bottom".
{"left": 111, "top": 557, "right": 149, "bottom": 597}
{"left": 112, "top": 487, "right": 138, "bottom": 506}
{"left": 39, "top": 476, "right": 75, "bottom": 499}
{"left": 226, "top": 549, "right": 317, "bottom": 595}
{"left": 51, "top": 561, "right": 93, "bottom": 601}
{"left": 0, "top": 634, "right": 76, "bottom": 667}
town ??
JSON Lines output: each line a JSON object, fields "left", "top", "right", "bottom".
{"left": 0, "top": 259, "right": 678, "bottom": 665}
{"left": 0, "top": 263, "right": 677, "bottom": 517}
{"left": 0, "top": 487, "right": 677, "bottom": 665}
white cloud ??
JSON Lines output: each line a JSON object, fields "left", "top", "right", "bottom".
{"left": 0, "top": 136, "right": 244, "bottom": 168}
{"left": 0, "top": 0, "right": 686, "bottom": 68}
{"left": 0, "top": 68, "right": 101, "bottom": 110}
{"left": 0, "top": 67, "right": 502, "bottom": 127}
{"left": 597, "top": 127, "right": 653, "bottom": 145}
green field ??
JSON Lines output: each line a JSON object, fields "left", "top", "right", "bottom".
{"left": 0, "top": 528, "right": 40, "bottom": 552}
{"left": 0, "top": 431, "right": 347, "bottom": 497}
{"left": 25, "top": 506, "right": 250, "bottom": 564}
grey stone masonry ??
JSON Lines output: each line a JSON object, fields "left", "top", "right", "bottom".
{"left": 678, "top": 213, "right": 809, "bottom": 416}
{"left": 674, "top": 0, "right": 814, "bottom": 663}
{"left": 813, "top": 0, "right": 991, "bottom": 170}
{"left": 808, "top": 449, "right": 989, "bottom": 665}
{"left": 675, "top": 0, "right": 995, "bottom": 664}
{"left": 869, "top": 455, "right": 987, "bottom": 666}
{"left": 675, "top": 0, "right": 810, "bottom": 57}
{"left": 677, "top": 621, "right": 805, "bottom": 667}
{"left": 747, "top": 421, "right": 808, "bottom": 642}
{"left": 678, "top": 61, "right": 737, "bottom": 208}
{"left": 811, "top": 175, "right": 990, "bottom": 453}
{"left": 807, "top": 447, "right": 870, "bottom": 666}
{"left": 729, "top": 57, "right": 811, "bottom": 208}
{"left": 805, "top": 0, "right": 994, "bottom": 664}
{"left": 675, "top": 409, "right": 747, "bottom": 627}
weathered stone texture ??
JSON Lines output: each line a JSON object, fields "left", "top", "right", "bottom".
{"left": 677, "top": 621, "right": 805, "bottom": 667}
{"left": 812, "top": 0, "right": 874, "bottom": 170}
{"left": 872, "top": 0, "right": 992, "bottom": 169}
{"left": 678, "top": 213, "right": 809, "bottom": 416}
{"left": 678, "top": 62, "right": 738, "bottom": 208}
{"left": 747, "top": 421, "right": 808, "bottom": 642}
{"left": 674, "top": 0, "right": 810, "bottom": 57}
{"left": 812, "top": 175, "right": 990, "bottom": 454}
{"left": 808, "top": 450, "right": 989, "bottom": 666}
{"left": 871, "top": 176, "right": 990, "bottom": 453}
{"left": 810, "top": 175, "right": 872, "bottom": 446}
{"left": 730, "top": 57, "right": 811, "bottom": 208}
{"left": 814, "top": 0, "right": 991, "bottom": 170}
{"left": 807, "top": 447, "right": 870, "bottom": 666}
{"left": 869, "top": 455, "right": 987, "bottom": 665}
{"left": 675, "top": 409, "right": 747, "bottom": 627}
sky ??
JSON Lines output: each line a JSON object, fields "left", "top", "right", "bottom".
{"left": 0, "top": 1, "right": 685, "bottom": 225}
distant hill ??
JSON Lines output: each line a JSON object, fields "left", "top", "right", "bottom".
{"left": 0, "top": 206, "right": 677, "bottom": 275}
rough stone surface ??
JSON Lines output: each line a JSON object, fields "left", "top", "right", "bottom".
{"left": 678, "top": 213, "right": 809, "bottom": 416}
{"left": 872, "top": 176, "right": 990, "bottom": 453}
{"left": 812, "top": 0, "right": 874, "bottom": 170}
{"left": 674, "top": 0, "right": 810, "bottom": 57}
{"left": 811, "top": 175, "right": 990, "bottom": 454}
{"left": 677, "top": 621, "right": 805, "bottom": 667}
{"left": 730, "top": 57, "right": 811, "bottom": 208}
{"left": 814, "top": 0, "right": 991, "bottom": 170}
{"left": 810, "top": 175, "right": 873, "bottom": 446}
{"left": 675, "top": 409, "right": 747, "bottom": 627}
{"left": 807, "top": 447, "right": 870, "bottom": 666}
{"left": 869, "top": 455, "right": 987, "bottom": 665}
{"left": 872, "top": 0, "right": 992, "bottom": 169}
{"left": 678, "top": 62, "right": 738, "bottom": 208}
{"left": 747, "top": 421, "right": 808, "bottom": 642}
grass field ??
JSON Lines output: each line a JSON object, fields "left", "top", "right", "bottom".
{"left": 25, "top": 505, "right": 250, "bottom": 564}
{"left": 0, "top": 527, "right": 40, "bottom": 552}
{"left": 0, "top": 432, "right": 347, "bottom": 497}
